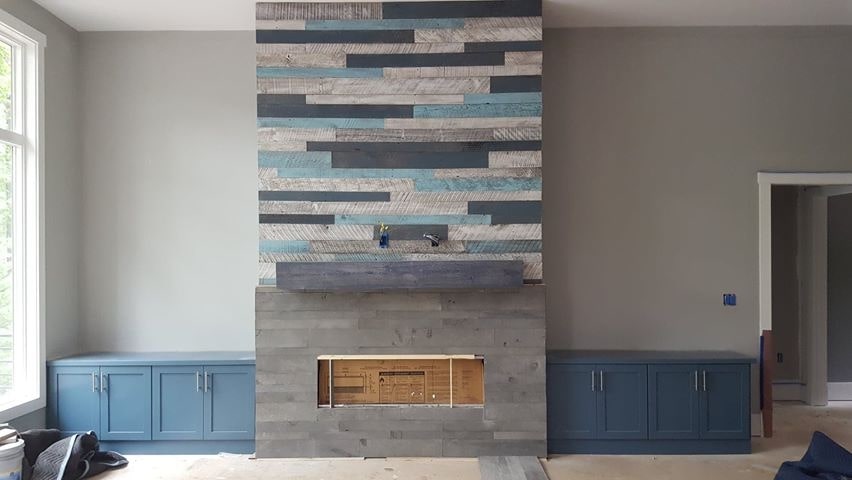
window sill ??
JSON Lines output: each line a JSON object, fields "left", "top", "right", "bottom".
{"left": 0, "top": 395, "right": 45, "bottom": 423}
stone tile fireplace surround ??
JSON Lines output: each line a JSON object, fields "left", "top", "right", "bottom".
{"left": 255, "top": 286, "right": 546, "bottom": 457}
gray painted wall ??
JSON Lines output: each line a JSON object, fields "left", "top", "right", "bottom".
{"left": 78, "top": 32, "right": 257, "bottom": 351}
{"left": 772, "top": 186, "right": 801, "bottom": 381}
{"left": 828, "top": 193, "right": 852, "bottom": 382}
{"left": 543, "top": 27, "right": 852, "bottom": 355}
{"left": 0, "top": 0, "right": 82, "bottom": 360}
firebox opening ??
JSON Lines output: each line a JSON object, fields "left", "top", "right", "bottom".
{"left": 317, "top": 355, "right": 485, "bottom": 407}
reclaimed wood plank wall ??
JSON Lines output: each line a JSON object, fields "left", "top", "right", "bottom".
{"left": 256, "top": 0, "right": 543, "bottom": 285}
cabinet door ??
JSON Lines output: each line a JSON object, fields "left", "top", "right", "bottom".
{"left": 48, "top": 366, "right": 100, "bottom": 436}
{"left": 699, "top": 364, "right": 751, "bottom": 440}
{"left": 648, "top": 364, "right": 700, "bottom": 439}
{"left": 99, "top": 366, "right": 152, "bottom": 441}
{"left": 596, "top": 364, "right": 648, "bottom": 440}
{"left": 546, "top": 364, "right": 597, "bottom": 439}
{"left": 203, "top": 366, "right": 255, "bottom": 440}
{"left": 153, "top": 366, "right": 204, "bottom": 440}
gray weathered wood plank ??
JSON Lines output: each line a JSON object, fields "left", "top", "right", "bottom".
{"left": 276, "top": 261, "right": 524, "bottom": 291}
{"left": 479, "top": 456, "right": 548, "bottom": 480}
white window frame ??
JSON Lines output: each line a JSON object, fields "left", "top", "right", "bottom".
{"left": 0, "top": 8, "right": 45, "bottom": 422}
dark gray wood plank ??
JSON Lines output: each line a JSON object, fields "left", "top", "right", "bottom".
{"left": 307, "top": 141, "right": 542, "bottom": 152}
{"left": 347, "top": 52, "right": 505, "bottom": 68}
{"left": 490, "top": 76, "right": 542, "bottom": 93}
{"left": 383, "top": 1, "right": 541, "bottom": 19}
{"left": 259, "top": 191, "right": 391, "bottom": 202}
{"left": 465, "top": 41, "right": 542, "bottom": 53}
{"left": 276, "top": 261, "right": 524, "bottom": 291}
{"left": 468, "top": 201, "right": 541, "bottom": 224}
{"left": 257, "top": 102, "right": 413, "bottom": 118}
{"left": 259, "top": 214, "right": 335, "bottom": 224}
{"left": 332, "top": 151, "right": 488, "bottom": 169}
{"left": 256, "top": 30, "right": 414, "bottom": 44}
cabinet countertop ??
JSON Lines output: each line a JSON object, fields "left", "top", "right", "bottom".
{"left": 47, "top": 351, "right": 256, "bottom": 366}
{"left": 547, "top": 350, "right": 757, "bottom": 365}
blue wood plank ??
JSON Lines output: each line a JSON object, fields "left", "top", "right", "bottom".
{"left": 48, "top": 366, "right": 101, "bottom": 436}
{"left": 203, "top": 366, "right": 256, "bottom": 441}
{"left": 277, "top": 168, "right": 435, "bottom": 179}
{"left": 48, "top": 352, "right": 256, "bottom": 367}
{"left": 413, "top": 103, "right": 541, "bottom": 118}
{"left": 259, "top": 240, "right": 311, "bottom": 253}
{"left": 306, "top": 19, "right": 463, "bottom": 30}
{"left": 99, "top": 366, "right": 152, "bottom": 441}
{"left": 256, "top": 67, "right": 383, "bottom": 78}
{"left": 465, "top": 240, "right": 541, "bottom": 253}
{"left": 259, "top": 151, "right": 331, "bottom": 169}
{"left": 415, "top": 178, "right": 541, "bottom": 192}
{"left": 258, "top": 117, "right": 384, "bottom": 128}
{"left": 547, "top": 364, "right": 598, "bottom": 440}
{"left": 98, "top": 440, "right": 255, "bottom": 455}
{"left": 464, "top": 92, "right": 542, "bottom": 104}
{"left": 335, "top": 214, "right": 491, "bottom": 225}
{"left": 153, "top": 366, "right": 204, "bottom": 441}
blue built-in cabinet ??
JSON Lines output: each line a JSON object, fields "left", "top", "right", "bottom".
{"left": 547, "top": 351, "right": 755, "bottom": 455}
{"left": 48, "top": 352, "right": 255, "bottom": 454}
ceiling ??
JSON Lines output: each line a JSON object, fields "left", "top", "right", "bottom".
{"left": 32, "top": 0, "right": 852, "bottom": 31}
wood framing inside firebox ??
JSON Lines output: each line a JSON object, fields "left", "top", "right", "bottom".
{"left": 317, "top": 355, "right": 485, "bottom": 407}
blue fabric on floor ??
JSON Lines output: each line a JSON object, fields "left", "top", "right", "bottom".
{"left": 776, "top": 431, "right": 852, "bottom": 480}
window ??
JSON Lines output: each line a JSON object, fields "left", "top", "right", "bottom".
{"left": 0, "top": 9, "right": 44, "bottom": 420}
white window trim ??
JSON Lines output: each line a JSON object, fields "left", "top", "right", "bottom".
{"left": 0, "top": 8, "right": 45, "bottom": 422}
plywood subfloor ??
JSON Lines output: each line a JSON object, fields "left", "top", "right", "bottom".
{"left": 100, "top": 402, "right": 852, "bottom": 480}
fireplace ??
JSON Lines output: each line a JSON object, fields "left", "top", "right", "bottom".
{"left": 255, "top": 286, "right": 546, "bottom": 457}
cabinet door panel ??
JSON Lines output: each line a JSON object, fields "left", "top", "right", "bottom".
{"left": 100, "top": 366, "right": 152, "bottom": 441}
{"left": 699, "top": 365, "right": 750, "bottom": 439}
{"left": 546, "top": 364, "right": 597, "bottom": 440}
{"left": 648, "top": 364, "right": 700, "bottom": 439}
{"left": 48, "top": 367, "right": 100, "bottom": 436}
{"left": 596, "top": 364, "right": 648, "bottom": 440}
{"left": 204, "top": 366, "right": 255, "bottom": 440}
{"left": 153, "top": 366, "right": 204, "bottom": 440}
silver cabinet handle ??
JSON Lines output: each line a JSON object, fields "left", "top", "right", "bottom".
{"left": 92, "top": 372, "right": 97, "bottom": 393}
{"left": 702, "top": 370, "right": 707, "bottom": 392}
{"left": 204, "top": 372, "right": 209, "bottom": 393}
{"left": 196, "top": 371, "right": 201, "bottom": 392}
{"left": 591, "top": 370, "right": 596, "bottom": 391}
{"left": 101, "top": 373, "right": 107, "bottom": 393}
{"left": 599, "top": 370, "right": 605, "bottom": 392}
{"left": 694, "top": 371, "right": 699, "bottom": 392}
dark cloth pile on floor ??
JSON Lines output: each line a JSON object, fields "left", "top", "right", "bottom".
{"left": 20, "top": 429, "right": 127, "bottom": 480}
{"left": 776, "top": 431, "right": 852, "bottom": 480}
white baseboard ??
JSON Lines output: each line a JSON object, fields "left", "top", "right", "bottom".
{"left": 773, "top": 382, "right": 806, "bottom": 402}
{"left": 827, "top": 382, "right": 852, "bottom": 401}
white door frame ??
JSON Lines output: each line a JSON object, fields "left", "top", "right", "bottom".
{"left": 758, "top": 172, "right": 852, "bottom": 405}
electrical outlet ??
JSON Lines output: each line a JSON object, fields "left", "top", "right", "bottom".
{"left": 722, "top": 293, "right": 738, "bottom": 306}
{"left": 777, "top": 352, "right": 784, "bottom": 363}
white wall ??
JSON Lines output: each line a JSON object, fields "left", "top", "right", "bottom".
{"left": 79, "top": 31, "right": 257, "bottom": 351}
{"left": 543, "top": 27, "right": 852, "bottom": 355}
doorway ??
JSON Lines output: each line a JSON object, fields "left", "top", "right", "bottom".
{"left": 759, "top": 173, "right": 852, "bottom": 408}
